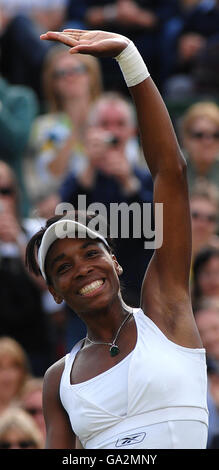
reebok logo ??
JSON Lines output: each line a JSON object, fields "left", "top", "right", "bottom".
{"left": 115, "top": 432, "right": 146, "bottom": 447}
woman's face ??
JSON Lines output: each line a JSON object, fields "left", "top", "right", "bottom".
{"left": 0, "top": 356, "right": 24, "bottom": 401}
{"left": 0, "top": 428, "right": 36, "bottom": 449}
{"left": 184, "top": 117, "right": 219, "bottom": 170}
{"left": 22, "top": 390, "right": 46, "bottom": 438}
{"left": 52, "top": 53, "right": 90, "bottom": 100}
{"left": 197, "top": 255, "right": 219, "bottom": 298}
{"left": 196, "top": 309, "right": 219, "bottom": 360}
{"left": 191, "top": 197, "right": 218, "bottom": 249}
{"left": 46, "top": 237, "right": 121, "bottom": 315}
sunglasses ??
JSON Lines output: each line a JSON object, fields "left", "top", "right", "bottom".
{"left": 25, "top": 407, "right": 42, "bottom": 416}
{"left": 189, "top": 131, "right": 219, "bottom": 140}
{"left": 0, "top": 439, "right": 36, "bottom": 449}
{"left": 53, "top": 64, "right": 87, "bottom": 79}
{"left": 0, "top": 187, "right": 15, "bottom": 196}
{"left": 191, "top": 211, "right": 217, "bottom": 223}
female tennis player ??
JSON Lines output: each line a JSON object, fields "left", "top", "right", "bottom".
{"left": 26, "top": 29, "right": 208, "bottom": 449}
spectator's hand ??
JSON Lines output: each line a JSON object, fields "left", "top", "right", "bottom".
{"left": 0, "top": 6, "right": 11, "bottom": 33}
{"left": 102, "top": 148, "right": 132, "bottom": 184}
{"left": 84, "top": 127, "right": 109, "bottom": 167}
{"left": 41, "top": 29, "right": 129, "bottom": 57}
{"left": 0, "top": 212, "right": 23, "bottom": 243}
{"left": 178, "top": 33, "right": 206, "bottom": 62}
{"left": 117, "top": 0, "right": 158, "bottom": 28}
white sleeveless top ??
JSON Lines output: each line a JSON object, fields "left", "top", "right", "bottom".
{"left": 60, "top": 308, "right": 208, "bottom": 449}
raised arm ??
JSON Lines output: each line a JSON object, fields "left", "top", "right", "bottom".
{"left": 40, "top": 30, "right": 202, "bottom": 348}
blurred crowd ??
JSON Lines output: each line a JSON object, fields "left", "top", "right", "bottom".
{"left": 0, "top": 0, "right": 218, "bottom": 450}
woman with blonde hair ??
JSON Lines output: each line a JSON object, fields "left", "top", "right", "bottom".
{"left": 0, "top": 407, "right": 43, "bottom": 449}
{"left": 180, "top": 101, "right": 219, "bottom": 190}
{"left": 19, "top": 377, "right": 46, "bottom": 441}
{"left": 0, "top": 337, "right": 31, "bottom": 415}
{"left": 28, "top": 45, "right": 103, "bottom": 199}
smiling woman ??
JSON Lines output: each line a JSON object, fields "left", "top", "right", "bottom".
{"left": 25, "top": 28, "right": 208, "bottom": 450}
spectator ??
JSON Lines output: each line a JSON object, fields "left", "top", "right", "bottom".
{"left": 206, "top": 358, "right": 219, "bottom": 448}
{"left": 0, "top": 160, "right": 55, "bottom": 376}
{"left": 179, "top": 101, "right": 219, "bottom": 190}
{"left": 162, "top": 0, "right": 219, "bottom": 98}
{"left": 195, "top": 297, "right": 219, "bottom": 360}
{"left": 190, "top": 179, "right": 219, "bottom": 258}
{"left": 0, "top": 1, "right": 67, "bottom": 101}
{"left": 0, "top": 407, "right": 43, "bottom": 449}
{"left": 27, "top": 46, "right": 103, "bottom": 201}
{"left": 0, "top": 337, "right": 31, "bottom": 415}
{"left": 195, "top": 298, "right": 219, "bottom": 447}
{"left": 192, "top": 247, "right": 219, "bottom": 310}
{"left": 19, "top": 377, "right": 46, "bottom": 443}
{"left": 0, "top": 74, "right": 38, "bottom": 216}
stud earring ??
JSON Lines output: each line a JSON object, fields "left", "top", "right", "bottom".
{"left": 118, "top": 265, "right": 123, "bottom": 275}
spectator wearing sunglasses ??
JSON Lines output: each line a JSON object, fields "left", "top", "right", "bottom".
{"left": 0, "top": 160, "right": 55, "bottom": 376}
{"left": 27, "top": 46, "right": 103, "bottom": 204}
{"left": 19, "top": 377, "right": 46, "bottom": 443}
{"left": 190, "top": 179, "right": 219, "bottom": 259}
{"left": 195, "top": 298, "right": 219, "bottom": 448}
{"left": 192, "top": 247, "right": 219, "bottom": 311}
{"left": 0, "top": 407, "right": 43, "bottom": 449}
{"left": 179, "top": 101, "right": 219, "bottom": 191}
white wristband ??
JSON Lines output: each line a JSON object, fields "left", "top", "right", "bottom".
{"left": 115, "top": 41, "right": 150, "bottom": 88}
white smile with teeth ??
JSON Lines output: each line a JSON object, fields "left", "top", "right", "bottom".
{"left": 79, "top": 279, "right": 104, "bottom": 296}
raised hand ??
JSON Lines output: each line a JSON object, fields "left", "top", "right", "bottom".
{"left": 40, "top": 29, "right": 129, "bottom": 58}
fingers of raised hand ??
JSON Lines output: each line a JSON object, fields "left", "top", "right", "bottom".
{"left": 40, "top": 31, "right": 79, "bottom": 47}
{"left": 40, "top": 29, "right": 129, "bottom": 57}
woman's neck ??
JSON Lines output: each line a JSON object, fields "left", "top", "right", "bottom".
{"left": 81, "top": 298, "right": 132, "bottom": 343}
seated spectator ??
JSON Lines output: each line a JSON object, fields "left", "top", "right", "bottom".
{"left": 19, "top": 377, "right": 46, "bottom": 443}
{"left": 206, "top": 358, "right": 219, "bottom": 448}
{"left": 195, "top": 298, "right": 219, "bottom": 448}
{"left": 0, "top": 73, "right": 38, "bottom": 216}
{"left": 161, "top": 0, "right": 203, "bottom": 93}
{"left": 27, "top": 46, "right": 102, "bottom": 200}
{"left": 162, "top": 0, "right": 219, "bottom": 98}
{"left": 0, "top": 337, "right": 31, "bottom": 415}
{"left": 179, "top": 101, "right": 219, "bottom": 190}
{"left": 0, "top": 160, "right": 55, "bottom": 376}
{"left": 192, "top": 247, "right": 219, "bottom": 310}
{"left": 0, "top": 0, "right": 66, "bottom": 101}
{"left": 0, "top": 407, "right": 43, "bottom": 449}
{"left": 190, "top": 179, "right": 219, "bottom": 258}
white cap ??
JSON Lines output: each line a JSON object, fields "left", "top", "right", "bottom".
{"left": 38, "top": 219, "right": 110, "bottom": 281}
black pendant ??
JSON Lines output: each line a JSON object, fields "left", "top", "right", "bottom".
{"left": 110, "top": 344, "right": 119, "bottom": 357}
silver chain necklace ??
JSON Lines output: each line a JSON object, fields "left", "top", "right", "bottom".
{"left": 86, "top": 311, "right": 133, "bottom": 357}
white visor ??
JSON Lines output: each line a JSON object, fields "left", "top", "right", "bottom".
{"left": 38, "top": 219, "right": 110, "bottom": 281}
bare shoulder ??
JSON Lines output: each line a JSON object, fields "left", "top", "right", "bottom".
{"left": 43, "top": 357, "right": 66, "bottom": 395}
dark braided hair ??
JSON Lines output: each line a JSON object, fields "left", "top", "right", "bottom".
{"left": 25, "top": 211, "right": 115, "bottom": 284}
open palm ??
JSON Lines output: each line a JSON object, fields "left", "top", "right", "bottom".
{"left": 40, "top": 29, "right": 129, "bottom": 57}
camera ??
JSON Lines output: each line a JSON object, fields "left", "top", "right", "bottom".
{"left": 104, "top": 134, "right": 120, "bottom": 146}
